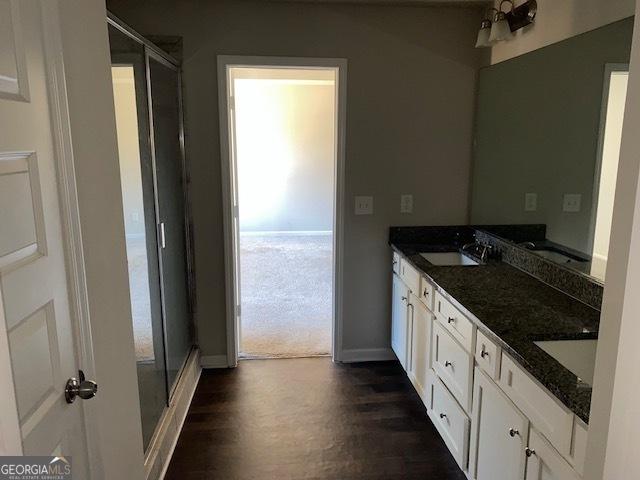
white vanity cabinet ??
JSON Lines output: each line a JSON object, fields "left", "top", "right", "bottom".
{"left": 391, "top": 273, "right": 410, "bottom": 369}
{"left": 469, "top": 368, "right": 529, "bottom": 480}
{"left": 390, "top": 250, "right": 588, "bottom": 480}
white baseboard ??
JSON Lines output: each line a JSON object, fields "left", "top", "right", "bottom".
{"left": 143, "top": 348, "right": 202, "bottom": 480}
{"left": 340, "top": 348, "right": 396, "bottom": 363}
{"left": 200, "top": 354, "right": 229, "bottom": 368}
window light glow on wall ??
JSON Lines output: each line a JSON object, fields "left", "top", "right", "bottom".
{"left": 475, "top": 0, "right": 538, "bottom": 48}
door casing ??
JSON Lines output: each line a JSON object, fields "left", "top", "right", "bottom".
{"left": 217, "top": 55, "right": 347, "bottom": 366}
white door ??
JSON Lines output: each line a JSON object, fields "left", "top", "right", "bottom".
{"left": 391, "top": 274, "right": 408, "bottom": 369}
{"left": 525, "top": 429, "right": 581, "bottom": 480}
{"left": 469, "top": 368, "right": 529, "bottom": 480}
{"left": 0, "top": 0, "right": 93, "bottom": 474}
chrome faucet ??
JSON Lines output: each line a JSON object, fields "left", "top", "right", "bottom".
{"left": 462, "top": 240, "right": 493, "bottom": 262}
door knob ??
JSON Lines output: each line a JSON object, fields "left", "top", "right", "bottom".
{"left": 65, "top": 370, "right": 98, "bottom": 404}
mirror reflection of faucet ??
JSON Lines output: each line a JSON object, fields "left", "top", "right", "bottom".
{"left": 461, "top": 241, "right": 494, "bottom": 262}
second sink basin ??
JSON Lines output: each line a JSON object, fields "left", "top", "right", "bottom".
{"left": 420, "top": 252, "right": 479, "bottom": 266}
{"left": 534, "top": 339, "right": 597, "bottom": 386}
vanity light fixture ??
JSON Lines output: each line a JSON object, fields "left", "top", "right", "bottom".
{"left": 489, "top": 1, "right": 515, "bottom": 43}
{"left": 475, "top": 9, "right": 497, "bottom": 48}
{"left": 475, "top": 0, "right": 538, "bottom": 48}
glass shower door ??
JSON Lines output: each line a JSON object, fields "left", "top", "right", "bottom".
{"left": 108, "top": 24, "right": 167, "bottom": 451}
{"left": 147, "top": 53, "right": 194, "bottom": 393}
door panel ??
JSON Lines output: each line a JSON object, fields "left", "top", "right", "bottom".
{"left": 525, "top": 429, "right": 581, "bottom": 480}
{"left": 409, "top": 297, "right": 431, "bottom": 399}
{"left": 391, "top": 274, "right": 408, "bottom": 369}
{"left": 469, "top": 368, "right": 528, "bottom": 480}
{"left": 147, "top": 54, "right": 193, "bottom": 392}
{"left": 0, "top": 0, "right": 89, "bottom": 473}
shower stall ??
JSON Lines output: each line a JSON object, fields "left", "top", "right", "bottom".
{"left": 107, "top": 14, "right": 195, "bottom": 451}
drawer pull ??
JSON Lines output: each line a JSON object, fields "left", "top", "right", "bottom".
{"left": 480, "top": 347, "right": 489, "bottom": 359}
{"left": 447, "top": 317, "right": 455, "bottom": 324}
{"left": 445, "top": 361, "right": 453, "bottom": 367}
{"left": 423, "top": 288, "right": 429, "bottom": 297}
{"left": 439, "top": 413, "right": 447, "bottom": 419}
{"left": 509, "top": 428, "right": 520, "bottom": 437}
{"left": 525, "top": 448, "right": 536, "bottom": 458}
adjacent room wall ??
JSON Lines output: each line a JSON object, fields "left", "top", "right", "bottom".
{"left": 106, "top": 0, "right": 484, "bottom": 360}
{"left": 233, "top": 69, "right": 336, "bottom": 233}
{"left": 490, "top": 0, "right": 635, "bottom": 64}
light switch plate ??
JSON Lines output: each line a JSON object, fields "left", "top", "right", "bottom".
{"left": 524, "top": 193, "right": 537, "bottom": 212}
{"left": 400, "top": 194, "right": 413, "bottom": 214}
{"left": 355, "top": 196, "right": 373, "bottom": 215}
{"left": 563, "top": 193, "right": 582, "bottom": 213}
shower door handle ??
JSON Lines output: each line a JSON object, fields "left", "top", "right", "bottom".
{"left": 159, "top": 222, "right": 166, "bottom": 249}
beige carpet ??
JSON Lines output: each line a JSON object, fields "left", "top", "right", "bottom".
{"left": 239, "top": 233, "right": 332, "bottom": 358}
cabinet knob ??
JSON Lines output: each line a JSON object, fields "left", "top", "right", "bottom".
{"left": 480, "top": 348, "right": 489, "bottom": 359}
{"left": 509, "top": 428, "right": 519, "bottom": 437}
{"left": 423, "top": 288, "right": 428, "bottom": 297}
{"left": 525, "top": 447, "right": 536, "bottom": 458}
{"left": 447, "top": 317, "right": 455, "bottom": 324}
{"left": 439, "top": 413, "right": 447, "bottom": 419}
{"left": 445, "top": 361, "right": 453, "bottom": 367}
{"left": 401, "top": 296, "right": 408, "bottom": 302}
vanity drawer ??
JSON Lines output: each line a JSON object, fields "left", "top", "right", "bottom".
{"left": 431, "top": 375, "right": 470, "bottom": 471}
{"left": 475, "top": 330, "right": 501, "bottom": 380}
{"left": 435, "top": 291, "right": 475, "bottom": 352}
{"left": 400, "top": 259, "right": 420, "bottom": 295}
{"left": 392, "top": 251, "right": 400, "bottom": 274}
{"left": 498, "top": 353, "right": 574, "bottom": 457}
{"left": 419, "top": 276, "right": 434, "bottom": 311}
{"left": 433, "top": 322, "right": 473, "bottom": 412}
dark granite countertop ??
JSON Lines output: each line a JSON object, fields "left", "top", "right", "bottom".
{"left": 391, "top": 242, "right": 600, "bottom": 424}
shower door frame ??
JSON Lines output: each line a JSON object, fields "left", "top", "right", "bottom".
{"left": 107, "top": 11, "right": 197, "bottom": 406}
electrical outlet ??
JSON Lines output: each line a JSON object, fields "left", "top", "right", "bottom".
{"left": 400, "top": 194, "right": 413, "bottom": 214}
{"left": 524, "top": 193, "right": 537, "bottom": 212}
{"left": 354, "top": 196, "right": 373, "bottom": 215}
{"left": 563, "top": 193, "right": 582, "bottom": 213}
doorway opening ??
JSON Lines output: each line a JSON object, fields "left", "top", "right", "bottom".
{"left": 219, "top": 58, "right": 346, "bottom": 363}
{"left": 590, "top": 65, "right": 629, "bottom": 281}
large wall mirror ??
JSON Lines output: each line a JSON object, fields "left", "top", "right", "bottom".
{"left": 471, "top": 17, "right": 634, "bottom": 283}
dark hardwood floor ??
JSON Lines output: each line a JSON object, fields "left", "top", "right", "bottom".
{"left": 166, "top": 358, "right": 466, "bottom": 479}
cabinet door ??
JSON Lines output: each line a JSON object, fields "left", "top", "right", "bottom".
{"left": 391, "top": 274, "right": 409, "bottom": 369}
{"left": 408, "top": 295, "right": 432, "bottom": 400}
{"left": 525, "top": 429, "right": 581, "bottom": 480}
{"left": 469, "top": 368, "right": 529, "bottom": 480}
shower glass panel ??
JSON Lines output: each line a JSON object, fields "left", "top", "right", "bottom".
{"left": 147, "top": 55, "right": 193, "bottom": 392}
{"left": 108, "top": 24, "right": 167, "bottom": 450}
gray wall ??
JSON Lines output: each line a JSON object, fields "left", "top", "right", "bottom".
{"left": 471, "top": 18, "right": 633, "bottom": 254}
{"left": 107, "top": 0, "right": 484, "bottom": 358}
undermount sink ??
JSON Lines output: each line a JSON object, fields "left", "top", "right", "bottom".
{"left": 420, "top": 252, "right": 479, "bottom": 266}
{"left": 534, "top": 339, "right": 598, "bottom": 386}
